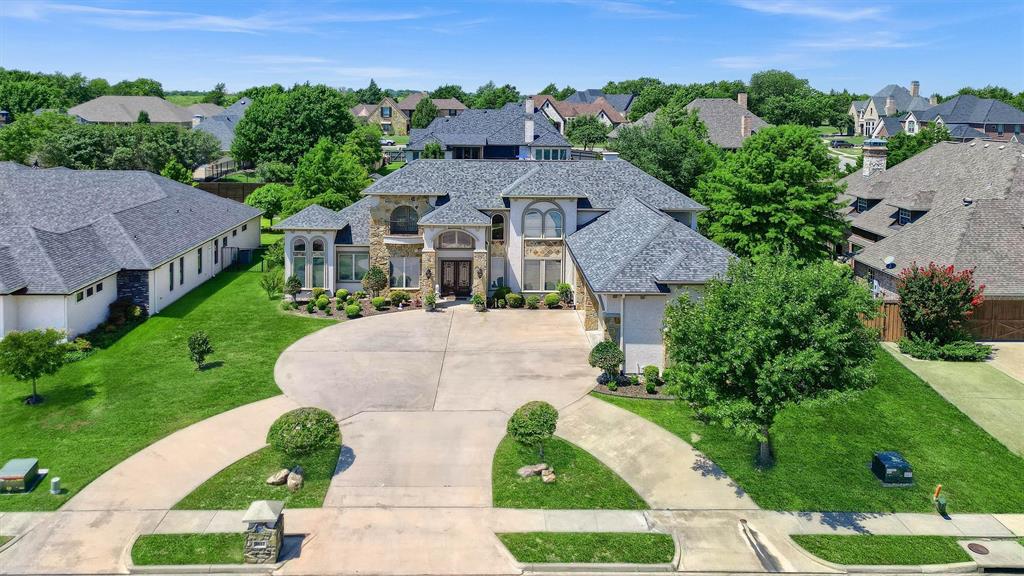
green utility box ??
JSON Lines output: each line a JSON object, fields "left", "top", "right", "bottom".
{"left": 0, "top": 458, "right": 40, "bottom": 493}
{"left": 871, "top": 451, "right": 913, "bottom": 486}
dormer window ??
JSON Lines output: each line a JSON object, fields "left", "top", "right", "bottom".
{"left": 898, "top": 208, "right": 911, "bottom": 225}
{"left": 855, "top": 198, "right": 869, "bottom": 213}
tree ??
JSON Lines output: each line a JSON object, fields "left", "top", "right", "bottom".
{"left": 610, "top": 111, "right": 718, "bottom": 193}
{"left": 160, "top": 158, "right": 192, "bottom": 184}
{"left": 231, "top": 83, "right": 357, "bottom": 165}
{"left": 203, "top": 82, "right": 227, "bottom": 106}
{"left": 0, "top": 328, "right": 69, "bottom": 405}
{"left": 254, "top": 161, "right": 294, "bottom": 183}
{"left": 411, "top": 97, "right": 440, "bottom": 129}
{"left": 430, "top": 84, "right": 469, "bottom": 104}
{"left": 897, "top": 263, "right": 985, "bottom": 345}
{"left": 539, "top": 83, "right": 560, "bottom": 97}
{"left": 588, "top": 341, "right": 624, "bottom": 376}
{"left": 39, "top": 123, "right": 220, "bottom": 173}
{"left": 507, "top": 401, "right": 559, "bottom": 459}
{"left": 886, "top": 124, "right": 950, "bottom": 168}
{"left": 694, "top": 125, "right": 846, "bottom": 262}
{"left": 289, "top": 137, "right": 370, "bottom": 214}
{"left": 421, "top": 142, "right": 444, "bottom": 159}
{"left": 260, "top": 269, "right": 285, "bottom": 298}
{"left": 471, "top": 81, "right": 521, "bottom": 109}
{"left": 285, "top": 275, "right": 303, "bottom": 302}
{"left": 341, "top": 123, "right": 383, "bottom": 171}
{"left": 136, "top": 110, "right": 151, "bottom": 124}
{"left": 565, "top": 114, "right": 610, "bottom": 150}
{"left": 356, "top": 79, "right": 384, "bottom": 104}
{"left": 748, "top": 70, "right": 810, "bottom": 114}
{"left": 0, "top": 111, "right": 74, "bottom": 163}
{"left": 109, "top": 77, "right": 164, "bottom": 97}
{"left": 187, "top": 331, "right": 214, "bottom": 370}
{"left": 0, "top": 78, "right": 64, "bottom": 116}
{"left": 664, "top": 256, "right": 877, "bottom": 468}
{"left": 246, "top": 183, "right": 289, "bottom": 224}
{"left": 362, "top": 265, "right": 388, "bottom": 297}
{"left": 603, "top": 77, "right": 663, "bottom": 95}
{"left": 628, "top": 82, "right": 679, "bottom": 121}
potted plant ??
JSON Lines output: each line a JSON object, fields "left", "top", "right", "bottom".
{"left": 424, "top": 291, "right": 437, "bottom": 312}
{"left": 470, "top": 293, "right": 486, "bottom": 312}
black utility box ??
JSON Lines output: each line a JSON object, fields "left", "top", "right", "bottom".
{"left": 872, "top": 451, "right": 913, "bottom": 486}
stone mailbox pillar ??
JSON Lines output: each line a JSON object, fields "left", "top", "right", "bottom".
{"left": 243, "top": 500, "right": 284, "bottom": 564}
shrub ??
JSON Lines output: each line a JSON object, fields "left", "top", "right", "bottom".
{"left": 470, "top": 293, "right": 485, "bottom": 309}
{"left": 355, "top": 290, "right": 367, "bottom": 299}
{"left": 284, "top": 275, "right": 302, "bottom": 301}
{"left": 643, "top": 365, "right": 660, "bottom": 386}
{"left": 280, "top": 300, "right": 295, "bottom": 311}
{"left": 64, "top": 337, "right": 94, "bottom": 363}
{"left": 607, "top": 380, "right": 618, "bottom": 392}
{"left": 645, "top": 380, "right": 657, "bottom": 394}
{"left": 506, "top": 293, "right": 524, "bottom": 308}
{"left": 312, "top": 287, "right": 326, "bottom": 300}
{"left": 371, "top": 296, "right": 387, "bottom": 311}
{"left": 335, "top": 289, "right": 350, "bottom": 301}
{"left": 390, "top": 290, "right": 411, "bottom": 305}
{"left": 260, "top": 270, "right": 284, "bottom": 298}
{"left": 362, "top": 266, "right": 388, "bottom": 297}
{"left": 345, "top": 296, "right": 356, "bottom": 305}
{"left": 627, "top": 374, "right": 640, "bottom": 386}
{"left": 263, "top": 240, "right": 284, "bottom": 269}
{"left": 526, "top": 295, "right": 540, "bottom": 309}
{"left": 492, "top": 286, "right": 512, "bottom": 305}
{"left": 267, "top": 407, "right": 340, "bottom": 457}
{"left": 496, "top": 299, "right": 506, "bottom": 309}
{"left": 556, "top": 282, "right": 573, "bottom": 304}
{"left": 316, "top": 295, "right": 330, "bottom": 310}
{"left": 897, "top": 263, "right": 985, "bottom": 345}
{"left": 543, "top": 292, "right": 561, "bottom": 308}
{"left": 425, "top": 291, "right": 437, "bottom": 306}
{"left": 345, "top": 303, "right": 361, "bottom": 318}
{"left": 506, "top": 401, "right": 559, "bottom": 459}
{"left": 255, "top": 160, "right": 294, "bottom": 183}
{"left": 305, "top": 302, "right": 315, "bottom": 314}
{"left": 589, "top": 340, "right": 624, "bottom": 376}
{"left": 899, "top": 335, "right": 991, "bottom": 362}
{"left": 597, "top": 372, "right": 612, "bottom": 386}
{"left": 187, "top": 331, "right": 213, "bottom": 370}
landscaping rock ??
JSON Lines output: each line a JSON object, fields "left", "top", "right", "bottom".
{"left": 516, "top": 463, "right": 549, "bottom": 478}
{"left": 266, "top": 468, "right": 290, "bottom": 486}
{"left": 287, "top": 466, "right": 304, "bottom": 492}
{"left": 541, "top": 469, "right": 557, "bottom": 484}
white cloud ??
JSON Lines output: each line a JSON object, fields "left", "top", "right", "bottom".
{"left": 556, "top": 0, "right": 689, "bottom": 19}
{"left": 733, "top": 0, "right": 883, "bottom": 22}
{"left": 796, "top": 33, "right": 922, "bottom": 51}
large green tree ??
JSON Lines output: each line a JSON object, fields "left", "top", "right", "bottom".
{"left": 0, "top": 328, "right": 70, "bottom": 405}
{"left": 664, "top": 256, "right": 877, "bottom": 467}
{"left": 886, "top": 124, "right": 950, "bottom": 167}
{"left": 471, "top": 82, "right": 521, "bottom": 109}
{"left": 203, "top": 83, "right": 227, "bottom": 106}
{"left": 565, "top": 114, "right": 610, "bottom": 150}
{"left": 609, "top": 111, "right": 719, "bottom": 193}
{"left": 288, "top": 137, "right": 370, "bottom": 214}
{"left": 430, "top": 84, "right": 469, "bottom": 104}
{"left": 231, "top": 83, "right": 357, "bottom": 165}
{"left": 39, "top": 123, "right": 220, "bottom": 172}
{"left": 108, "top": 77, "right": 164, "bottom": 97}
{"left": 342, "top": 123, "right": 383, "bottom": 171}
{"left": 602, "top": 77, "right": 662, "bottom": 95}
{"left": 355, "top": 79, "right": 385, "bottom": 104}
{"left": 694, "top": 125, "right": 846, "bottom": 262}
{"left": 627, "top": 83, "right": 679, "bottom": 121}
{"left": 245, "top": 183, "right": 289, "bottom": 223}
{"left": 411, "top": 97, "right": 440, "bottom": 129}
{"left": 0, "top": 111, "right": 75, "bottom": 163}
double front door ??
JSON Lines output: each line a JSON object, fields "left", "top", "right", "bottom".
{"left": 441, "top": 260, "right": 472, "bottom": 297}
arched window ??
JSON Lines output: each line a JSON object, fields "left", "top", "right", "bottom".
{"left": 906, "top": 120, "right": 917, "bottom": 134}
{"left": 292, "top": 237, "right": 307, "bottom": 286}
{"left": 524, "top": 210, "right": 543, "bottom": 237}
{"left": 523, "top": 202, "right": 564, "bottom": 238}
{"left": 437, "top": 230, "right": 475, "bottom": 249}
{"left": 389, "top": 206, "right": 419, "bottom": 235}
{"left": 491, "top": 214, "right": 505, "bottom": 241}
{"left": 544, "top": 211, "right": 563, "bottom": 238}
{"left": 311, "top": 238, "right": 326, "bottom": 288}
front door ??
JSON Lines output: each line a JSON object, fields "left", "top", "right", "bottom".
{"left": 441, "top": 260, "right": 472, "bottom": 297}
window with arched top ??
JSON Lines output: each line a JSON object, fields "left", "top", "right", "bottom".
{"left": 292, "top": 237, "right": 307, "bottom": 286}
{"left": 523, "top": 202, "right": 564, "bottom": 238}
{"left": 311, "top": 238, "right": 326, "bottom": 288}
{"left": 389, "top": 205, "right": 419, "bottom": 235}
{"left": 437, "top": 230, "right": 475, "bottom": 249}
{"left": 491, "top": 214, "right": 505, "bottom": 241}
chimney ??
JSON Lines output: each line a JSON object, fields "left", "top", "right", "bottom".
{"left": 524, "top": 98, "right": 535, "bottom": 145}
{"left": 929, "top": 95, "right": 939, "bottom": 106}
{"left": 884, "top": 96, "right": 897, "bottom": 116}
{"left": 910, "top": 80, "right": 920, "bottom": 97}
{"left": 737, "top": 92, "right": 748, "bottom": 109}
{"left": 741, "top": 114, "right": 752, "bottom": 138}
{"left": 862, "top": 139, "right": 888, "bottom": 177}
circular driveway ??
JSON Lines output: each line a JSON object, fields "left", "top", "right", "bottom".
{"left": 274, "top": 303, "right": 598, "bottom": 507}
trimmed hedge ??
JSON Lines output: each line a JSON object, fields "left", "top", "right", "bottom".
{"left": 267, "top": 408, "right": 340, "bottom": 457}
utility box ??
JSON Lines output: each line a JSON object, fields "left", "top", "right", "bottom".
{"left": 0, "top": 458, "right": 39, "bottom": 493}
{"left": 872, "top": 451, "right": 913, "bottom": 486}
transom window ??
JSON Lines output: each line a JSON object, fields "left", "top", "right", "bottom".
{"left": 523, "top": 259, "right": 562, "bottom": 291}
{"left": 491, "top": 214, "right": 505, "bottom": 241}
{"left": 389, "top": 205, "right": 419, "bottom": 235}
{"left": 523, "top": 202, "right": 564, "bottom": 238}
{"left": 437, "top": 230, "right": 474, "bottom": 249}
{"left": 337, "top": 251, "right": 369, "bottom": 282}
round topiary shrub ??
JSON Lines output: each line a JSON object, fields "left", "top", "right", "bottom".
{"left": 335, "top": 289, "right": 350, "bottom": 301}
{"left": 312, "top": 287, "right": 326, "bottom": 300}
{"left": 642, "top": 365, "right": 660, "bottom": 386}
{"left": 492, "top": 286, "right": 512, "bottom": 305}
{"left": 589, "top": 340, "right": 624, "bottom": 376}
{"left": 390, "top": 290, "right": 411, "bottom": 305}
{"left": 267, "top": 407, "right": 341, "bottom": 457}
{"left": 345, "top": 303, "right": 361, "bottom": 318}
{"left": 507, "top": 401, "right": 559, "bottom": 459}
{"left": 526, "top": 295, "right": 540, "bottom": 309}
{"left": 305, "top": 302, "right": 315, "bottom": 314}
{"left": 316, "top": 295, "right": 330, "bottom": 310}
{"left": 543, "top": 292, "right": 561, "bottom": 308}
{"left": 506, "top": 293, "right": 524, "bottom": 308}
{"left": 371, "top": 296, "right": 387, "bottom": 311}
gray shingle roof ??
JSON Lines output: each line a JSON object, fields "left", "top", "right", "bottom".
{"left": 186, "top": 103, "right": 225, "bottom": 118}
{"left": 274, "top": 197, "right": 375, "bottom": 245}
{"left": 566, "top": 90, "right": 635, "bottom": 114}
{"left": 194, "top": 98, "right": 251, "bottom": 151}
{"left": 608, "top": 111, "right": 656, "bottom": 139}
{"left": 869, "top": 84, "right": 931, "bottom": 116}
{"left": 0, "top": 162, "right": 261, "bottom": 294}
{"left": 417, "top": 201, "right": 492, "bottom": 226}
{"left": 0, "top": 247, "right": 27, "bottom": 294}
{"left": 67, "top": 95, "right": 193, "bottom": 124}
{"left": 566, "top": 196, "right": 731, "bottom": 293}
{"left": 406, "top": 103, "right": 568, "bottom": 151}
{"left": 684, "top": 98, "right": 769, "bottom": 149}
{"left": 916, "top": 94, "right": 1024, "bottom": 125}
{"left": 946, "top": 124, "right": 990, "bottom": 140}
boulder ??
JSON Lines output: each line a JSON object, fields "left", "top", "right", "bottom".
{"left": 516, "top": 463, "right": 549, "bottom": 478}
{"left": 541, "top": 469, "right": 557, "bottom": 484}
{"left": 286, "top": 466, "right": 304, "bottom": 492}
{"left": 266, "top": 468, "right": 290, "bottom": 486}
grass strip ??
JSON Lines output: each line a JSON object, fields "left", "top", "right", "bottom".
{"left": 131, "top": 533, "right": 245, "bottom": 565}
{"left": 791, "top": 535, "right": 971, "bottom": 565}
{"left": 498, "top": 532, "right": 674, "bottom": 564}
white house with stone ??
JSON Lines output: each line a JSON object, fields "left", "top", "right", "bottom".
{"left": 0, "top": 163, "right": 261, "bottom": 339}
{"left": 274, "top": 159, "right": 731, "bottom": 371}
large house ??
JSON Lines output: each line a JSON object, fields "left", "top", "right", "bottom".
{"left": 396, "top": 92, "right": 466, "bottom": 121}
{"left": 565, "top": 89, "right": 636, "bottom": 116}
{"left": 532, "top": 94, "right": 627, "bottom": 134}
{"left": 193, "top": 97, "right": 253, "bottom": 151}
{"left": 841, "top": 140, "right": 1024, "bottom": 340}
{"left": 608, "top": 94, "right": 768, "bottom": 150}
{"left": 0, "top": 163, "right": 261, "bottom": 339}
{"left": 404, "top": 100, "right": 571, "bottom": 162}
{"left": 66, "top": 95, "right": 224, "bottom": 127}
{"left": 274, "top": 158, "right": 731, "bottom": 370}
{"left": 898, "top": 94, "right": 1024, "bottom": 142}
{"left": 850, "top": 82, "right": 933, "bottom": 136}
{"left": 351, "top": 94, "right": 467, "bottom": 136}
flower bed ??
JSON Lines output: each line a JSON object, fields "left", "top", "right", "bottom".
{"left": 280, "top": 293, "right": 421, "bottom": 320}
{"left": 592, "top": 381, "right": 675, "bottom": 400}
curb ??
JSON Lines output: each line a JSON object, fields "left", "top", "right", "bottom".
{"left": 786, "top": 538, "right": 979, "bottom": 574}
{"left": 0, "top": 533, "right": 23, "bottom": 555}
{"left": 518, "top": 561, "right": 675, "bottom": 573}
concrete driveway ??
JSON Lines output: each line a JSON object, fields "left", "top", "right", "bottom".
{"left": 275, "top": 303, "right": 598, "bottom": 507}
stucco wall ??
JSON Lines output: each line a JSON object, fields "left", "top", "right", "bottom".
{"left": 622, "top": 294, "right": 670, "bottom": 373}
{"left": 9, "top": 294, "right": 66, "bottom": 334}
{"left": 66, "top": 273, "right": 118, "bottom": 338}
{"left": 507, "top": 198, "right": 577, "bottom": 293}
{"left": 0, "top": 295, "right": 17, "bottom": 338}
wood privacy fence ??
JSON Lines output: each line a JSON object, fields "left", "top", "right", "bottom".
{"left": 864, "top": 300, "right": 1024, "bottom": 342}
{"left": 194, "top": 182, "right": 267, "bottom": 204}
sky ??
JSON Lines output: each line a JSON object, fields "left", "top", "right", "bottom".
{"left": 1, "top": 0, "right": 1022, "bottom": 96}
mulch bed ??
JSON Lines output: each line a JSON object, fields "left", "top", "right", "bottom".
{"left": 283, "top": 297, "right": 422, "bottom": 320}
{"left": 591, "top": 382, "right": 676, "bottom": 400}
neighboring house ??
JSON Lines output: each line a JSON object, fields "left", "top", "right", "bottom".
{"left": 849, "top": 81, "right": 932, "bottom": 136}
{"left": 565, "top": 89, "right": 636, "bottom": 116}
{"left": 274, "top": 158, "right": 731, "bottom": 370}
{"left": 840, "top": 139, "right": 1024, "bottom": 339}
{"left": 532, "top": 94, "right": 626, "bottom": 134}
{"left": 607, "top": 111, "right": 656, "bottom": 139}
{"left": 66, "top": 95, "right": 200, "bottom": 126}
{"left": 404, "top": 99, "right": 570, "bottom": 161}
{"left": 0, "top": 162, "right": 261, "bottom": 339}
{"left": 194, "top": 98, "right": 253, "bottom": 151}
{"left": 365, "top": 96, "right": 407, "bottom": 136}
{"left": 353, "top": 94, "right": 468, "bottom": 136}
{"left": 350, "top": 103, "right": 376, "bottom": 121}
{"left": 186, "top": 103, "right": 226, "bottom": 121}
{"left": 396, "top": 92, "right": 467, "bottom": 121}
{"left": 683, "top": 94, "right": 767, "bottom": 149}
{"left": 903, "top": 94, "right": 1024, "bottom": 143}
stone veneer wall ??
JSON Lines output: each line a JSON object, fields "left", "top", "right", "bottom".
{"left": 244, "top": 519, "right": 283, "bottom": 564}
{"left": 368, "top": 195, "right": 433, "bottom": 298}
{"left": 523, "top": 239, "right": 563, "bottom": 259}
{"left": 420, "top": 251, "right": 437, "bottom": 295}
{"left": 116, "top": 270, "right": 150, "bottom": 311}
{"left": 472, "top": 251, "right": 489, "bottom": 298}
{"left": 490, "top": 239, "right": 506, "bottom": 257}
{"left": 573, "top": 264, "right": 599, "bottom": 330}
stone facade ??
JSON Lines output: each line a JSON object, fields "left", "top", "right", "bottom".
{"left": 524, "top": 239, "right": 563, "bottom": 259}
{"left": 116, "top": 270, "right": 150, "bottom": 311}
{"left": 472, "top": 251, "right": 489, "bottom": 298}
{"left": 368, "top": 195, "right": 433, "bottom": 298}
{"left": 420, "top": 250, "right": 438, "bottom": 296}
{"left": 573, "top": 264, "right": 599, "bottom": 330}
{"left": 244, "top": 517, "right": 284, "bottom": 564}
{"left": 366, "top": 96, "right": 409, "bottom": 135}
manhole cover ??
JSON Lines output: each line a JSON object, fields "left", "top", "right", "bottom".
{"left": 968, "top": 543, "right": 990, "bottom": 555}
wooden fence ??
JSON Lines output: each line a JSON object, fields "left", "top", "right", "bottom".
{"left": 194, "top": 182, "right": 266, "bottom": 204}
{"left": 864, "top": 300, "right": 1024, "bottom": 342}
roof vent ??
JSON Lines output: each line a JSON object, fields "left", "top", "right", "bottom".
{"left": 998, "top": 145, "right": 1005, "bottom": 150}
{"left": 984, "top": 142, "right": 990, "bottom": 148}
{"left": 969, "top": 141, "right": 976, "bottom": 147}
{"left": 963, "top": 197, "right": 973, "bottom": 206}
{"left": 884, "top": 256, "right": 896, "bottom": 269}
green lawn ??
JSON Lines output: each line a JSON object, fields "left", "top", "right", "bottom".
{"left": 497, "top": 532, "right": 674, "bottom": 564}
{"left": 131, "top": 533, "right": 245, "bottom": 565}
{"left": 597, "top": 348, "right": 1024, "bottom": 512}
{"left": 218, "top": 170, "right": 262, "bottom": 183}
{"left": 174, "top": 444, "right": 339, "bottom": 509}
{"left": 791, "top": 535, "right": 971, "bottom": 565}
{"left": 0, "top": 535, "right": 9, "bottom": 546}
{"left": 165, "top": 94, "right": 207, "bottom": 107}
{"left": 389, "top": 135, "right": 409, "bottom": 145}
{"left": 261, "top": 217, "right": 283, "bottom": 246}
{"left": 491, "top": 435, "right": 647, "bottom": 510}
{"left": 376, "top": 161, "right": 405, "bottom": 177}
{"left": 0, "top": 264, "right": 333, "bottom": 511}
